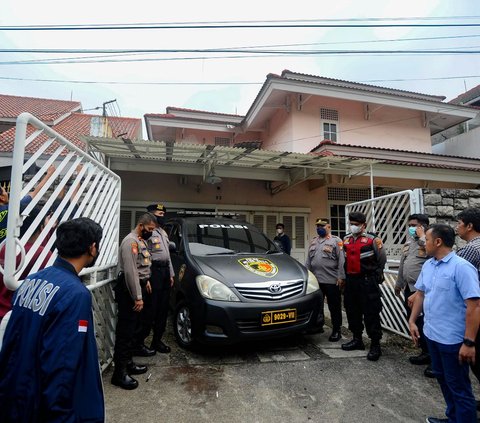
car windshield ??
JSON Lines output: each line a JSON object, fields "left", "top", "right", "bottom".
{"left": 185, "top": 221, "right": 279, "bottom": 256}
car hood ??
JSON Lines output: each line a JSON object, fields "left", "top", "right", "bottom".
{"left": 190, "top": 253, "right": 307, "bottom": 286}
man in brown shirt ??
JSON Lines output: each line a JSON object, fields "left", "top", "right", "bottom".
{"left": 111, "top": 213, "right": 156, "bottom": 390}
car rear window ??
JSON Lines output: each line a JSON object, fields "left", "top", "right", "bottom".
{"left": 185, "top": 221, "right": 278, "bottom": 256}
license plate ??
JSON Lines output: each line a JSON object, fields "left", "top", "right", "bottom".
{"left": 261, "top": 308, "right": 297, "bottom": 326}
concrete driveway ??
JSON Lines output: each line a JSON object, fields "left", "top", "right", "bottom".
{"left": 102, "top": 325, "right": 479, "bottom": 423}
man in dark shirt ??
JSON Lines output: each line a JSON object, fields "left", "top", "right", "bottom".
{"left": 456, "top": 207, "right": 480, "bottom": 406}
{"left": 274, "top": 223, "right": 291, "bottom": 255}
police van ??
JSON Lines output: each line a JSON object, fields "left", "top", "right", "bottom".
{"left": 166, "top": 216, "right": 322, "bottom": 349}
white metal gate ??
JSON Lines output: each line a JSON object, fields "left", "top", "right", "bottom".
{"left": 2, "top": 112, "right": 121, "bottom": 370}
{"left": 345, "top": 189, "right": 424, "bottom": 338}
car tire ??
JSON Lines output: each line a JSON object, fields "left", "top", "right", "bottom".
{"left": 173, "top": 301, "right": 197, "bottom": 350}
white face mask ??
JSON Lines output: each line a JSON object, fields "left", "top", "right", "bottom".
{"left": 350, "top": 224, "right": 362, "bottom": 234}
{"left": 276, "top": 228, "right": 283, "bottom": 234}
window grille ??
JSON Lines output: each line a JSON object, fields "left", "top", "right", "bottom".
{"left": 215, "top": 137, "right": 231, "bottom": 147}
{"left": 119, "top": 210, "right": 133, "bottom": 240}
{"left": 320, "top": 108, "right": 339, "bottom": 121}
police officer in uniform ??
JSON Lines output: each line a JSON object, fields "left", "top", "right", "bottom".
{"left": 341, "top": 211, "right": 387, "bottom": 361}
{"left": 306, "top": 218, "right": 345, "bottom": 341}
{"left": 134, "top": 203, "right": 175, "bottom": 354}
{"left": 111, "top": 213, "right": 157, "bottom": 390}
{"left": 394, "top": 214, "right": 431, "bottom": 367}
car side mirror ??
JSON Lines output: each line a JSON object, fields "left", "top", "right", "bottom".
{"left": 169, "top": 241, "right": 177, "bottom": 253}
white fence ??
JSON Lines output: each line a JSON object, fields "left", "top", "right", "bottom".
{"left": 346, "top": 189, "right": 424, "bottom": 338}
{"left": 2, "top": 112, "right": 120, "bottom": 369}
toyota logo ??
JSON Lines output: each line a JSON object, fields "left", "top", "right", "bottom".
{"left": 268, "top": 283, "right": 282, "bottom": 294}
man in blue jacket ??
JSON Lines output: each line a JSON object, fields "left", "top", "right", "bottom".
{"left": 0, "top": 217, "right": 105, "bottom": 422}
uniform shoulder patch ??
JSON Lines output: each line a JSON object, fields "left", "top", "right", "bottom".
{"left": 337, "top": 240, "right": 344, "bottom": 249}
{"left": 375, "top": 238, "right": 383, "bottom": 249}
{"left": 131, "top": 242, "right": 138, "bottom": 254}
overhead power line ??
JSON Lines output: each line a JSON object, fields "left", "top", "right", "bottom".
{"left": 0, "top": 75, "right": 478, "bottom": 86}
{"left": 2, "top": 48, "right": 480, "bottom": 55}
{"left": 1, "top": 34, "right": 480, "bottom": 66}
{"left": 1, "top": 19, "right": 480, "bottom": 31}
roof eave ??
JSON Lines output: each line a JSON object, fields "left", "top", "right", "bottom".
{"left": 244, "top": 77, "right": 478, "bottom": 130}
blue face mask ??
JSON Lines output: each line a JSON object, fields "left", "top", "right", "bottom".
{"left": 317, "top": 227, "right": 327, "bottom": 237}
{"left": 408, "top": 227, "right": 416, "bottom": 237}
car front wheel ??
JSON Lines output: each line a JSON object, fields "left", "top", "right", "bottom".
{"left": 173, "top": 301, "right": 197, "bottom": 349}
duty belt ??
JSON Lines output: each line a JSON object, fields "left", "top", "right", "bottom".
{"left": 153, "top": 260, "right": 169, "bottom": 268}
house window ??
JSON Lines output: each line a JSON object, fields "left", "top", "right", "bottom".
{"left": 320, "top": 108, "right": 339, "bottom": 142}
{"left": 329, "top": 204, "right": 347, "bottom": 239}
{"left": 215, "top": 137, "right": 231, "bottom": 147}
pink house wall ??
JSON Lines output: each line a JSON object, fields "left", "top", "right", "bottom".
{"left": 262, "top": 94, "right": 432, "bottom": 154}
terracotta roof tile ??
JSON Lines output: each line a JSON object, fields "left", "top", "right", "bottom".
{"left": 449, "top": 84, "right": 480, "bottom": 105}
{"left": 279, "top": 70, "right": 447, "bottom": 102}
{"left": 0, "top": 94, "right": 81, "bottom": 123}
{"left": 310, "top": 140, "right": 480, "bottom": 172}
{"left": 165, "top": 107, "right": 244, "bottom": 117}
{"left": 0, "top": 113, "right": 142, "bottom": 154}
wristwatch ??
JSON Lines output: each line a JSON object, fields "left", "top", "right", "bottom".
{"left": 463, "top": 338, "right": 476, "bottom": 347}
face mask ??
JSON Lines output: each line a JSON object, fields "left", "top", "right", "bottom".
{"left": 141, "top": 229, "right": 153, "bottom": 240}
{"left": 156, "top": 216, "right": 165, "bottom": 226}
{"left": 350, "top": 225, "right": 362, "bottom": 234}
{"left": 276, "top": 228, "right": 283, "bottom": 235}
{"left": 316, "top": 227, "right": 327, "bottom": 237}
{"left": 85, "top": 245, "right": 99, "bottom": 268}
{"left": 408, "top": 227, "right": 417, "bottom": 237}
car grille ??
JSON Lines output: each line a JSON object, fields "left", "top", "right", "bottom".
{"left": 236, "top": 311, "right": 312, "bottom": 332}
{"left": 234, "top": 279, "right": 304, "bottom": 301}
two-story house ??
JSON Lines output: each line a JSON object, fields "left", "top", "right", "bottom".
{"left": 85, "top": 70, "right": 480, "bottom": 262}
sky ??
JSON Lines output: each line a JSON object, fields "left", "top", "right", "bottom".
{"left": 0, "top": 0, "right": 479, "bottom": 137}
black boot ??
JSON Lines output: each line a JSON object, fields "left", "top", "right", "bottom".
{"left": 328, "top": 329, "right": 342, "bottom": 342}
{"left": 151, "top": 340, "right": 171, "bottom": 354}
{"left": 367, "top": 343, "right": 382, "bottom": 361}
{"left": 132, "top": 344, "right": 156, "bottom": 357}
{"left": 341, "top": 337, "right": 365, "bottom": 351}
{"left": 111, "top": 364, "right": 139, "bottom": 390}
{"left": 408, "top": 352, "right": 431, "bottom": 365}
{"left": 127, "top": 360, "right": 148, "bottom": 375}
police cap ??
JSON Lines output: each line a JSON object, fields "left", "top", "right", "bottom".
{"left": 146, "top": 203, "right": 166, "bottom": 213}
{"left": 315, "top": 218, "right": 329, "bottom": 226}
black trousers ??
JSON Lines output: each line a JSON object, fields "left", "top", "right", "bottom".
{"left": 135, "top": 264, "right": 171, "bottom": 347}
{"left": 319, "top": 283, "right": 342, "bottom": 331}
{"left": 113, "top": 275, "right": 142, "bottom": 366}
{"left": 403, "top": 286, "right": 429, "bottom": 354}
{"left": 344, "top": 274, "right": 382, "bottom": 342}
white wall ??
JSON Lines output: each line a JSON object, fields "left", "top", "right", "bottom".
{"left": 432, "top": 127, "right": 480, "bottom": 158}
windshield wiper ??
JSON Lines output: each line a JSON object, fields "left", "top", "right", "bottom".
{"left": 264, "top": 250, "right": 280, "bottom": 254}
{"left": 205, "top": 251, "right": 236, "bottom": 256}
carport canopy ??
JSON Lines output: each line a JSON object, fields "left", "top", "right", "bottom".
{"left": 83, "top": 136, "right": 480, "bottom": 193}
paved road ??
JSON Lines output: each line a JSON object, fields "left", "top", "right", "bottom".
{"left": 103, "top": 324, "right": 479, "bottom": 423}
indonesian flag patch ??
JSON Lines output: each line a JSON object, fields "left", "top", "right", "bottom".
{"left": 78, "top": 320, "right": 88, "bottom": 333}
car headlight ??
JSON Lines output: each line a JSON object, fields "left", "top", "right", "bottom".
{"left": 306, "top": 270, "right": 320, "bottom": 294}
{"left": 196, "top": 275, "right": 240, "bottom": 302}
